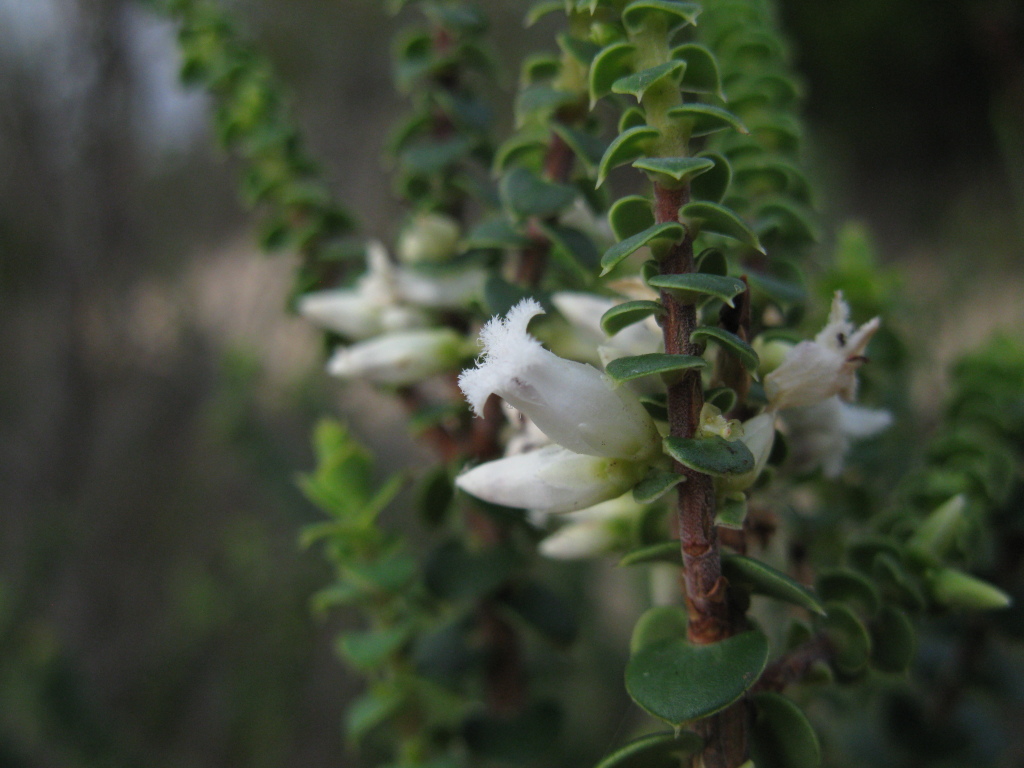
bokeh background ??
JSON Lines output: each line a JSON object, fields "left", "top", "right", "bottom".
{"left": 1, "top": 0, "right": 1022, "bottom": 766}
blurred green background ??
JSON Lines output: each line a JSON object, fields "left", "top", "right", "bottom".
{"left": 0, "top": 0, "right": 1021, "bottom": 766}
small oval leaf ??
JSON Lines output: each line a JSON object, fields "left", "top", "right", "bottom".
{"left": 590, "top": 42, "right": 637, "bottom": 103}
{"left": 631, "top": 605, "right": 690, "bottom": 653}
{"left": 870, "top": 604, "right": 916, "bottom": 674}
{"left": 632, "top": 156, "right": 716, "bottom": 186}
{"left": 821, "top": 602, "right": 872, "bottom": 676}
{"left": 671, "top": 43, "right": 724, "bottom": 97}
{"left": 601, "top": 300, "right": 665, "bottom": 336}
{"left": 501, "top": 167, "right": 577, "bottom": 219}
{"left": 647, "top": 273, "right": 747, "bottom": 307}
{"left": 750, "top": 691, "right": 822, "bottom": 768}
{"left": 690, "top": 152, "right": 732, "bottom": 203}
{"left": 598, "top": 126, "right": 661, "bottom": 187}
{"left": 621, "top": 540, "right": 683, "bottom": 567}
{"left": 606, "top": 353, "right": 707, "bottom": 384}
{"left": 722, "top": 555, "right": 826, "bottom": 616}
{"left": 680, "top": 201, "right": 764, "bottom": 252}
{"left": 595, "top": 731, "right": 703, "bottom": 768}
{"left": 668, "top": 104, "right": 749, "bottom": 137}
{"left": 816, "top": 569, "right": 881, "bottom": 616}
{"left": 601, "top": 222, "right": 684, "bottom": 275}
{"left": 664, "top": 435, "right": 755, "bottom": 476}
{"left": 612, "top": 61, "right": 686, "bottom": 102}
{"left": 625, "top": 631, "right": 769, "bottom": 726}
{"left": 632, "top": 468, "right": 684, "bottom": 503}
{"left": 623, "top": 0, "right": 702, "bottom": 34}
{"left": 691, "top": 327, "right": 759, "bottom": 372}
{"left": 609, "top": 195, "right": 655, "bottom": 241}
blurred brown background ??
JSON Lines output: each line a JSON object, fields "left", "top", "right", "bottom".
{"left": 0, "top": 0, "right": 1021, "bottom": 766}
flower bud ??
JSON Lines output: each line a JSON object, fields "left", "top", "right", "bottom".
{"left": 397, "top": 212, "right": 461, "bottom": 264}
{"left": 929, "top": 568, "right": 1011, "bottom": 611}
{"left": 459, "top": 299, "right": 661, "bottom": 462}
{"left": 327, "top": 328, "right": 469, "bottom": 386}
{"left": 907, "top": 495, "right": 968, "bottom": 565}
{"left": 455, "top": 445, "right": 647, "bottom": 514}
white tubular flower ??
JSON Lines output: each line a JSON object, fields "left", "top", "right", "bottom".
{"left": 397, "top": 212, "right": 461, "bottom": 264}
{"left": 455, "top": 445, "right": 647, "bottom": 514}
{"left": 298, "top": 241, "right": 427, "bottom": 339}
{"left": 781, "top": 396, "right": 892, "bottom": 478}
{"left": 327, "top": 328, "right": 469, "bottom": 386}
{"left": 552, "top": 292, "right": 661, "bottom": 359}
{"left": 764, "top": 292, "right": 880, "bottom": 411}
{"left": 394, "top": 267, "right": 486, "bottom": 309}
{"left": 458, "top": 299, "right": 661, "bottom": 462}
{"left": 537, "top": 493, "right": 646, "bottom": 559}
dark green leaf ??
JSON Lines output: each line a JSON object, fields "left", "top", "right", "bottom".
{"left": 348, "top": 552, "right": 418, "bottom": 594}
{"left": 338, "top": 625, "right": 413, "bottom": 670}
{"left": 538, "top": 222, "right": 600, "bottom": 276}
{"left": 500, "top": 167, "right": 577, "bottom": 219}
{"left": 417, "top": 465, "right": 454, "bottom": 527}
{"left": 668, "top": 104, "right": 748, "bottom": 137}
{"left": 612, "top": 61, "right": 686, "bottom": 102}
{"left": 590, "top": 42, "right": 637, "bottom": 103}
{"left": 647, "top": 273, "right": 747, "bottom": 306}
{"left": 691, "top": 327, "right": 758, "bottom": 372}
{"left": 484, "top": 274, "right": 542, "bottom": 316}
{"left": 601, "top": 300, "right": 665, "bottom": 336}
{"left": 597, "top": 126, "right": 660, "bottom": 187}
{"left": 690, "top": 152, "right": 731, "bottom": 203}
{"left": 630, "top": 605, "right": 689, "bottom": 652}
{"left": 465, "top": 217, "right": 531, "bottom": 250}
{"left": 750, "top": 692, "right": 822, "bottom": 768}
{"left": 663, "top": 435, "right": 755, "bottom": 476}
{"left": 620, "top": 541, "right": 682, "bottom": 567}
{"left": 722, "top": 555, "right": 825, "bottom": 615}
{"left": 551, "top": 123, "right": 607, "bottom": 173}
{"left": 521, "top": 52, "right": 561, "bottom": 84}
{"left": 601, "top": 222, "right": 684, "bottom": 275}
{"left": 715, "top": 495, "right": 747, "bottom": 529}
{"left": 633, "top": 468, "right": 684, "bottom": 503}
{"left": 401, "top": 136, "right": 474, "bottom": 174}
{"left": 872, "top": 553, "right": 926, "bottom": 612}
{"left": 705, "top": 386, "right": 737, "bottom": 413}
{"left": 493, "top": 132, "right": 547, "bottom": 174}
{"left": 619, "top": 106, "right": 648, "bottom": 132}
{"left": 821, "top": 602, "right": 872, "bottom": 675}
{"left": 870, "top": 605, "right": 916, "bottom": 674}
{"left": 622, "top": 0, "right": 702, "bottom": 34}
{"left": 525, "top": 0, "right": 563, "bottom": 26}
{"left": 346, "top": 688, "right": 405, "bottom": 740}
{"left": 557, "top": 32, "right": 601, "bottom": 65}
{"left": 632, "top": 156, "right": 716, "bottom": 186}
{"left": 625, "top": 631, "right": 768, "bottom": 725}
{"left": 816, "top": 569, "right": 880, "bottom": 616}
{"left": 594, "top": 731, "right": 703, "bottom": 768}
{"left": 516, "top": 84, "right": 577, "bottom": 123}
{"left": 695, "top": 247, "right": 728, "bottom": 276}
{"left": 671, "top": 43, "right": 724, "bottom": 97}
{"left": 756, "top": 200, "right": 819, "bottom": 246}
{"left": 606, "top": 353, "right": 707, "bottom": 384}
{"left": 608, "top": 195, "right": 655, "bottom": 240}
{"left": 680, "top": 201, "right": 763, "bottom": 251}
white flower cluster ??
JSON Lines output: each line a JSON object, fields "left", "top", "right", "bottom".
{"left": 298, "top": 240, "right": 483, "bottom": 386}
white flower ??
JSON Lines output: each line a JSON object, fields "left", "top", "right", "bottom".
{"left": 458, "top": 299, "right": 661, "bottom": 462}
{"left": 537, "top": 493, "right": 645, "bottom": 558}
{"left": 717, "top": 412, "right": 776, "bottom": 494}
{"left": 455, "top": 445, "right": 647, "bottom": 514}
{"left": 327, "top": 328, "right": 469, "bottom": 386}
{"left": 397, "top": 212, "right": 461, "bottom": 264}
{"left": 551, "top": 292, "right": 662, "bottom": 360}
{"left": 394, "top": 267, "right": 486, "bottom": 309}
{"left": 780, "top": 396, "right": 892, "bottom": 478}
{"left": 764, "top": 292, "right": 880, "bottom": 411}
{"left": 298, "top": 241, "right": 426, "bottom": 339}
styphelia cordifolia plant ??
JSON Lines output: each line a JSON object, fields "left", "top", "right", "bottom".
{"left": 160, "top": 0, "right": 1023, "bottom": 766}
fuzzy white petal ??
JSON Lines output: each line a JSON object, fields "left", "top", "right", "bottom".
{"left": 454, "top": 444, "right": 646, "bottom": 514}
{"left": 458, "top": 299, "right": 660, "bottom": 461}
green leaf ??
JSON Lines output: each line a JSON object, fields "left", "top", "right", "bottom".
{"left": 520, "top": 52, "right": 561, "bottom": 85}
{"left": 695, "top": 248, "right": 729, "bottom": 276}
{"left": 691, "top": 327, "right": 758, "bottom": 372}
{"left": 928, "top": 568, "right": 1012, "bottom": 611}
{"left": 663, "top": 435, "right": 755, "bottom": 476}
{"left": 348, "top": 552, "right": 418, "bottom": 594}
{"left": 401, "top": 136, "right": 474, "bottom": 174}
{"left": 872, "top": 553, "right": 926, "bottom": 612}
{"left": 484, "top": 274, "right": 542, "bottom": 317}
{"left": 500, "top": 167, "right": 577, "bottom": 219}
{"left": 338, "top": 625, "right": 413, "bottom": 670}
{"left": 870, "top": 605, "right": 916, "bottom": 673}
{"left": 346, "top": 688, "right": 405, "bottom": 740}
{"left": 538, "top": 222, "right": 600, "bottom": 276}
{"left": 465, "top": 217, "right": 531, "bottom": 250}
{"left": 493, "top": 132, "right": 547, "bottom": 174}
{"left": 416, "top": 465, "right": 454, "bottom": 527}
{"left": 680, "top": 201, "right": 763, "bottom": 252}
{"left": 744, "top": 265, "right": 808, "bottom": 306}
{"left": 525, "top": 0, "right": 563, "bottom": 26}
{"left": 705, "top": 386, "right": 737, "bottom": 413}
{"left": 464, "top": 701, "right": 562, "bottom": 761}
{"left": 816, "top": 569, "right": 880, "bottom": 616}
{"left": 601, "top": 222, "right": 683, "bottom": 275}
{"left": 551, "top": 123, "right": 607, "bottom": 173}
{"left": 669, "top": 104, "right": 748, "bottom": 139}
{"left": 557, "top": 31, "right": 602, "bottom": 65}
{"left": 671, "top": 43, "right": 724, "bottom": 97}
{"left": 597, "top": 126, "right": 660, "bottom": 187}
{"left": 424, "top": 540, "right": 519, "bottom": 600}
{"left": 640, "top": 394, "right": 669, "bottom": 421}
{"left": 715, "top": 495, "right": 747, "bottom": 529}
{"left": 590, "top": 42, "right": 636, "bottom": 103}
{"left": 601, "top": 300, "right": 665, "bottom": 336}
{"left": 608, "top": 195, "right": 655, "bottom": 240}
{"left": 625, "top": 631, "right": 768, "bottom": 726}
{"left": 612, "top": 61, "right": 686, "bottom": 102}
{"left": 690, "top": 152, "right": 732, "bottom": 203}
{"left": 620, "top": 541, "right": 682, "bottom": 567}
{"left": 722, "top": 555, "right": 826, "bottom": 616}
{"left": 606, "top": 353, "right": 707, "bottom": 384}
{"left": 756, "top": 200, "right": 818, "bottom": 246}
{"left": 821, "top": 602, "right": 872, "bottom": 675}
{"left": 630, "top": 605, "right": 689, "bottom": 652}
{"left": 619, "top": 106, "right": 648, "bottom": 132}
{"left": 647, "top": 273, "right": 747, "bottom": 307}
{"left": 500, "top": 581, "right": 578, "bottom": 645}
{"left": 633, "top": 468, "right": 684, "bottom": 503}
{"left": 622, "top": 0, "right": 702, "bottom": 34}
{"left": 750, "top": 692, "right": 822, "bottom": 768}
{"left": 594, "top": 731, "right": 703, "bottom": 768}
{"left": 516, "top": 85, "right": 577, "bottom": 123}
{"left": 632, "top": 156, "right": 716, "bottom": 187}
